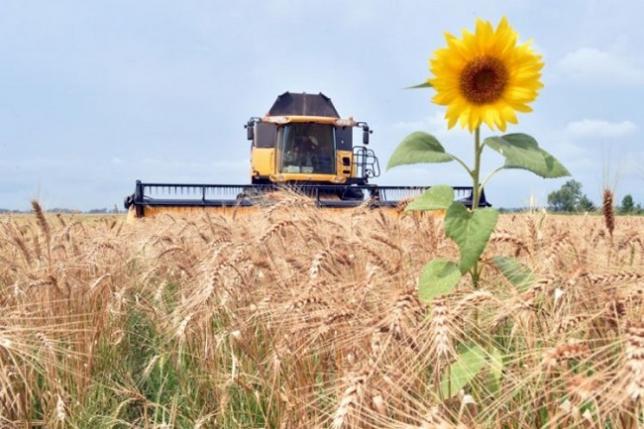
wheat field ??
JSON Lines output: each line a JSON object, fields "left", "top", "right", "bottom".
{"left": 0, "top": 196, "right": 642, "bottom": 428}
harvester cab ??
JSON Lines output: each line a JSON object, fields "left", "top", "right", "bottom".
{"left": 244, "top": 92, "right": 380, "bottom": 201}
{"left": 124, "top": 91, "right": 489, "bottom": 218}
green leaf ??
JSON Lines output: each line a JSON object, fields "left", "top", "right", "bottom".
{"left": 440, "top": 344, "right": 487, "bottom": 398}
{"left": 492, "top": 256, "right": 535, "bottom": 291}
{"left": 406, "top": 185, "right": 454, "bottom": 212}
{"left": 418, "top": 259, "right": 461, "bottom": 303}
{"left": 484, "top": 133, "right": 570, "bottom": 178}
{"left": 487, "top": 347, "right": 504, "bottom": 395}
{"left": 387, "top": 132, "right": 453, "bottom": 170}
{"left": 445, "top": 203, "right": 499, "bottom": 273}
{"left": 405, "top": 81, "right": 432, "bottom": 89}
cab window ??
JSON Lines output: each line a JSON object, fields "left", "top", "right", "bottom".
{"left": 277, "top": 124, "right": 336, "bottom": 174}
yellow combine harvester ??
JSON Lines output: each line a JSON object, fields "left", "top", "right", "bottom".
{"left": 124, "top": 92, "right": 487, "bottom": 218}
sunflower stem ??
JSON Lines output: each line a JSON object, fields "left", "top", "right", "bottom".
{"left": 470, "top": 126, "right": 483, "bottom": 288}
{"left": 472, "top": 126, "right": 482, "bottom": 211}
{"left": 480, "top": 165, "right": 504, "bottom": 190}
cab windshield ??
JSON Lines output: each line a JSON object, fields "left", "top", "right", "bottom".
{"left": 277, "top": 124, "right": 336, "bottom": 174}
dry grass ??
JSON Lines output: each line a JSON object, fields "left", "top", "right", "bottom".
{"left": 0, "top": 197, "right": 642, "bottom": 428}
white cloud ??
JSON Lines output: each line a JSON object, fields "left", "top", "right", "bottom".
{"left": 392, "top": 118, "right": 428, "bottom": 131}
{"left": 565, "top": 119, "right": 637, "bottom": 139}
{"left": 558, "top": 47, "right": 644, "bottom": 84}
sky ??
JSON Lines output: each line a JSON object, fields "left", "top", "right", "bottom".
{"left": 1, "top": 0, "right": 643, "bottom": 210}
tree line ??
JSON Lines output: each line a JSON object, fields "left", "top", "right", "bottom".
{"left": 547, "top": 180, "right": 641, "bottom": 214}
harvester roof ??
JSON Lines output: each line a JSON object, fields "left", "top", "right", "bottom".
{"left": 268, "top": 92, "right": 340, "bottom": 118}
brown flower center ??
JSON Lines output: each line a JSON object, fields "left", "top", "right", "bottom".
{"left": 459, "top": 56, "right": 509, "bottom": 104}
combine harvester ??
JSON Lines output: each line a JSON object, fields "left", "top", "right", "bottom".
{"left": 124, "top": 92, "right": 488, "bottom": 218}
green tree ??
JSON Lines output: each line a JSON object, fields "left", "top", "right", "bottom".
{"left": 548, "top": 180, "right": 581, "bottom": 212}
{"left": 578, "top": 195, "right": 596, "bottom": 212}
{"left": 547, "top": 179, "right": 595, "bottom": 212}
{"left": 620, "top": 194, "right": 635, "bottom": 214}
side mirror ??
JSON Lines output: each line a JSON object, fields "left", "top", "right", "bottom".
{"left": 245, "top": 122, "right": 254, "bottom": 141}
{"left": 362, "top": 126, "right": 372, "bottom": 145}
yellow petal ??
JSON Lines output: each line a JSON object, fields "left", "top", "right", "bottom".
{"left": 428, "top": 16, "right": 542, "bottom": 132}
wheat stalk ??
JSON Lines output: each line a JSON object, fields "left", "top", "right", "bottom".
{"left": 603, "top": 189, "right": 615, "bottom": 237}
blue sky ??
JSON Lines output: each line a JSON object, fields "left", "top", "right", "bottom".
{"left": 1, "top": 0, "right": 643, "bottom": 210}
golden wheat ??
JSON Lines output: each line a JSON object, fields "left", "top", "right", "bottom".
{"left": 0, "top": 198, "right": 642, "bottom": 427}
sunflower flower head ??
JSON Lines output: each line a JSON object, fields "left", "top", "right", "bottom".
{"left": 429, "top": 17, "right": 543, "bottom": 132}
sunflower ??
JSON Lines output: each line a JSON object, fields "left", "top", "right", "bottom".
{"left": 430, "top": 17, "right": 543, "bottom": 132}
